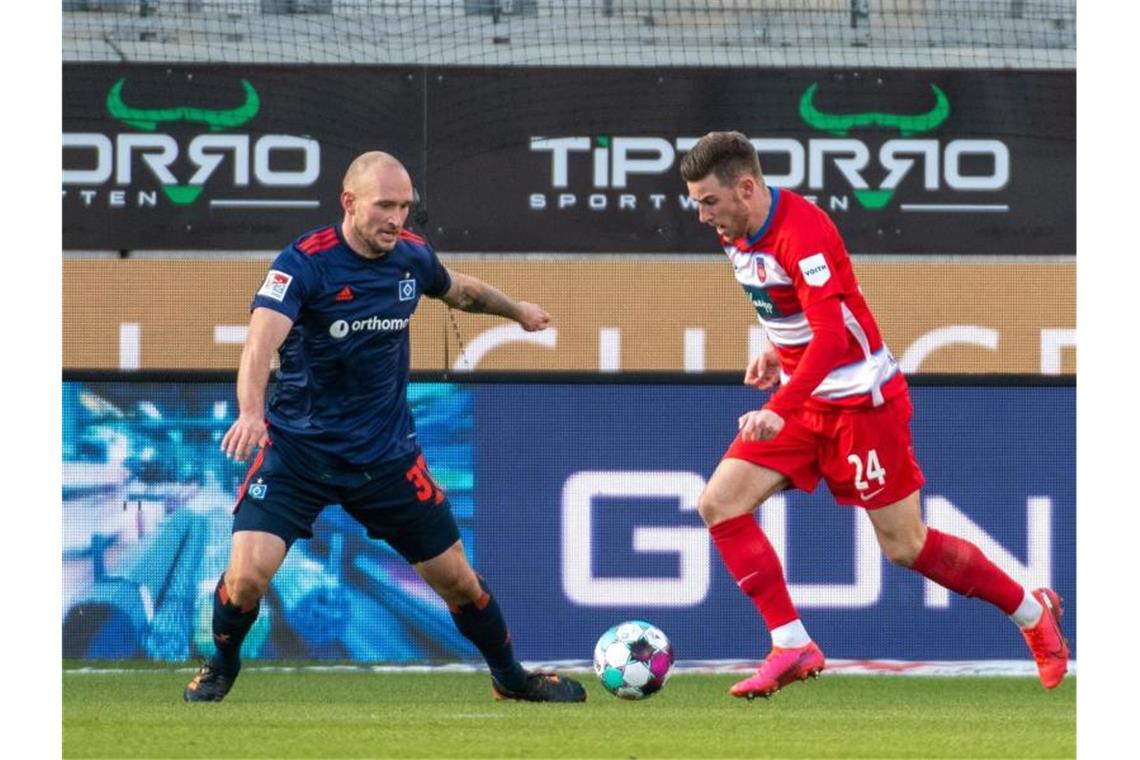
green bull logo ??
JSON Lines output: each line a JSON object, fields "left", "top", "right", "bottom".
{"left": 529, "top": 82, "right": 1009, "bottom": 215}
{"left": 63, "top": 78, "right": 321, "bottom": 209}
{"left": 105, "top": 78, "right": 261, "bottom": 132}
{"left": 794, "top": 83, "right": 1004, "bottom": 211}
{"left": 798, "top": 83, "right": 950, "bottom": 137}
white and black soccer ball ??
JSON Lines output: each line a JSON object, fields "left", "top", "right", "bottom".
{"left": 592, "top": 620, "right": 675, "bottom": 700}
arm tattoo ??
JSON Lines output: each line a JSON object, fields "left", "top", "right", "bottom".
{"left": 447, "top": 275, "right": 519, "bottom": 320}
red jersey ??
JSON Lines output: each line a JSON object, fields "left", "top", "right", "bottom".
{"left": 720, "top": 187, "right": 907, "bottom": 416}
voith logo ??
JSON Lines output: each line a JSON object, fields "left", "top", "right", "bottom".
{"left": 62, "top": 77, "right": 322, "bottom": 210}
{"left": 528, "top": 83, "right": 1010, "bottom": 216}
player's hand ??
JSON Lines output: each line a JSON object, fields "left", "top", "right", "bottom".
{"left": 744, "top": 350, "right": 782, "bottom": 389}
{"left": 221, "top": 413, "right": 269, "bottom": 462}
{"left": 738, "top": 409, "right": 785, "bottom": 441}
{"left": 516, "top": 302, "right": 552, "bottom": 332}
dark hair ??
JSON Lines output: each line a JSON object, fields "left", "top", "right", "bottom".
{"left": 679, "top": 131, "right": 762, "bottom": 186}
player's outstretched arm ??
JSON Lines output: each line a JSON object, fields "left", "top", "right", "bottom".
{"left": 221, "top": 307, "right": 294, "bottom": 461}
{"left": 437, "top": 270, "right": 551, "bottom": 332}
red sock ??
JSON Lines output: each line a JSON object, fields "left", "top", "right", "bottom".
{"left": 709, "top": 514, "right": 799, "bottom": 631}
{"left": 911, "top": 528, "right": 1024, "bottom": 614}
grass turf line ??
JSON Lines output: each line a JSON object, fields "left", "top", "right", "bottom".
{"left": 63, "top": 669, "right": 1075, "bottom": 759}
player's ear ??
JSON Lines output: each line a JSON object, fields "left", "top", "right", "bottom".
{"left": 737, "top": 174, "right": 757, "bottom": 198}
{"left": 340, "top": 190, "right": 355, "bottom": 214}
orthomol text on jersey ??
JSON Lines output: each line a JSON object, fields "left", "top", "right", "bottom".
{"left": 63, "top": 77, "right": 322, "bottom": 209}
{"left": 329, "top": 316, "right": 411, "bottom": 339}
{"left": 528, "top": 84, "right": 1010, "bottom": 215}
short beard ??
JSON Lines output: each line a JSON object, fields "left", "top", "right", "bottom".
{"left": 354, "top": 221, "right": 396, "bottom": 258}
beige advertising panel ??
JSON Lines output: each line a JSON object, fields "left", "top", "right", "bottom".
{"left": 63, "top": 260, "right": 1074, "bottom": 374}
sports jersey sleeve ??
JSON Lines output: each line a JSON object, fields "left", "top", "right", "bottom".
{"left": 250, "top": 247, "right": 315, "bottom": 322}
{"left": 422, "top": 245, "right": 452, "bottom": 298}
{"left": 764, "top": 217, "right": 850, "bottom": 417}
{"left": 763, "top": 296, "right": 847, "bottom": 418}
{"left": 780, "top": 219, "right": 847, "bottom": 311}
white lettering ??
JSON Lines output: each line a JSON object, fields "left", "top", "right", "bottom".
{"left": 598, "top": 327, "right": 621, "bottom": 372}
{"left": 1040, "top": 328, "right": 1076, "bottom": 374}
{"left": 611, "top": 137, "right": 674, "bottom": 188}
{"left": 593, "top": 146, "right": 609, "bottom": 187}
{"left": 452, "top": 323, "right": 557, "bottom": 371}
{"left": 944, "top": 139, "right": 1009, "bottom": 190}
{"left": 62, "top": 133, "right": 113, "bottom": 184}
{"left": 753, "top": 138, "right": 805, "bottom": 187}
{"left": 880, "top": 139, "right": 939, "bottom": 190}
{"left": 678, "top": 195, "right": 699, "bottom": 211}
{"left": 119, "top": 323, "right": 140, "bottom": 371}
{"left": 117, "top": 134, "right": 179, "bottom": 185}
{"left": 188, "top": 135, "right": 251, "bottom": 186}
{"left": 760, "top": 494, "right": 882, "bottom": 607}
{"left": 561, "top": 471, "right": 709, "bottom": 607}
{"left": 899, "top": 325, "right": 999, "bottom": 373}
{"left": 214, "top": 325, "right": 248, "bottom": 345}
{"left": 254, "top": 135, "right": 320, "bottom": 186}
{"left": 809, "top": 139, "right": 870, "bottom": 190}
{"left": 530, "top": 137, "right": 590, "bottom": 188}
{"left": 683, "top": 328, "right": 705, "bottom": 373}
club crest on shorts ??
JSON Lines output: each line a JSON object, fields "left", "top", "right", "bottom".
{"left": 248, "top": 479, "right": 268, "bottom": 500}
{"left": 398, "top": 276, "right": 416, "bottom": 302}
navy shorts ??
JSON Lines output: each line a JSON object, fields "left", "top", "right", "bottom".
{"left": 231, "top": 444, "right": 460, "bottom": 564}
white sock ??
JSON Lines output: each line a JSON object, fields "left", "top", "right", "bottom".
{"left": 1009, "top": 590, "right": 1044, "bottom": 629}
{"left": 770, "top": 619, "right": 811, "bottom": 648}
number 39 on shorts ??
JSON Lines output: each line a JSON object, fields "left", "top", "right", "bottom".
{"left": 848, "top": 449, "right": 887, "bottom": 492}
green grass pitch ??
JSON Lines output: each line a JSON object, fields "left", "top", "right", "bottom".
{"left": 63, "top": 665, "right": 1075, "bottom": 759}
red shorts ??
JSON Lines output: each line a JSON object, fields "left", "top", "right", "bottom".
{"left": 723, "top": 394, "right": 925, "bottom": 509}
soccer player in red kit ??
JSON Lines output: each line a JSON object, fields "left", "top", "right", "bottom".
{"left": 680, "top": 131, "right": 1068, "bottom": 698}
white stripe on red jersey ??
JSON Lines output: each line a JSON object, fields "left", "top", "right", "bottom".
{"left": 724, "top": 187, "right": 907, "bottom": 410}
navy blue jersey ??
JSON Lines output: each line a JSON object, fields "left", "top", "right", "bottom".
{"left": 250, "top": 224, "right": 451, "bottom": 471}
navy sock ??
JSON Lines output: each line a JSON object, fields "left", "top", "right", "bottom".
{"left": 448, "top": 579, "right": 527, "bottom": 690}
{"left": 208, "top": 574, "right": 260, "bottom": 675}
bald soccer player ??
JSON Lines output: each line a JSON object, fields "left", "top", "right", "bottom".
{"left": 184, "top": 152, "right": 586, "bottom": 704}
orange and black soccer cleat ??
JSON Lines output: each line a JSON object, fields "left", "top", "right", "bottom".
{"left": 183, "top": 663, "right": 238, "bottom": 703}
{"left": 1021, "top": 587, "right": 1070, "bottom": 689}
{"left": 491, "top": 671, "right": 587, "bottom": 703}
{"left": 729, "top": 641, "right": 825, "bottom": 700}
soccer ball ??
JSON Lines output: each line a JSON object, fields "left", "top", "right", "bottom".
{"left": 593, "top": 620, "right": 675, "bottom": 699}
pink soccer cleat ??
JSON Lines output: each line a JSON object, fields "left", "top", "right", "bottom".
{"left": 729, "top": 641, "right": 825, "bottom": 700}
{"left": 1021, "top": 588, "right": 1070, "bottom": 689}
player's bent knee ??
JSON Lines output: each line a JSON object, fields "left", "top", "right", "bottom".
{"left": 429, "top": 572, "right": 481, "bottom": 606}
{"left": 881, "top": 538, "right": 922, "bottom": 568}
{"left": 697, "top": 489, "right": 747, "bottom": 527}
{"left": 226, "top": 570, "right": 269, "bottom": 607}
{"left": 696, "top": 491, "right": 721, "bottom": 526}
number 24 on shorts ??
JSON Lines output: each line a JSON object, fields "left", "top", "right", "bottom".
{"left": 848, "top": 449, "right": 887, "bottom": 495}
